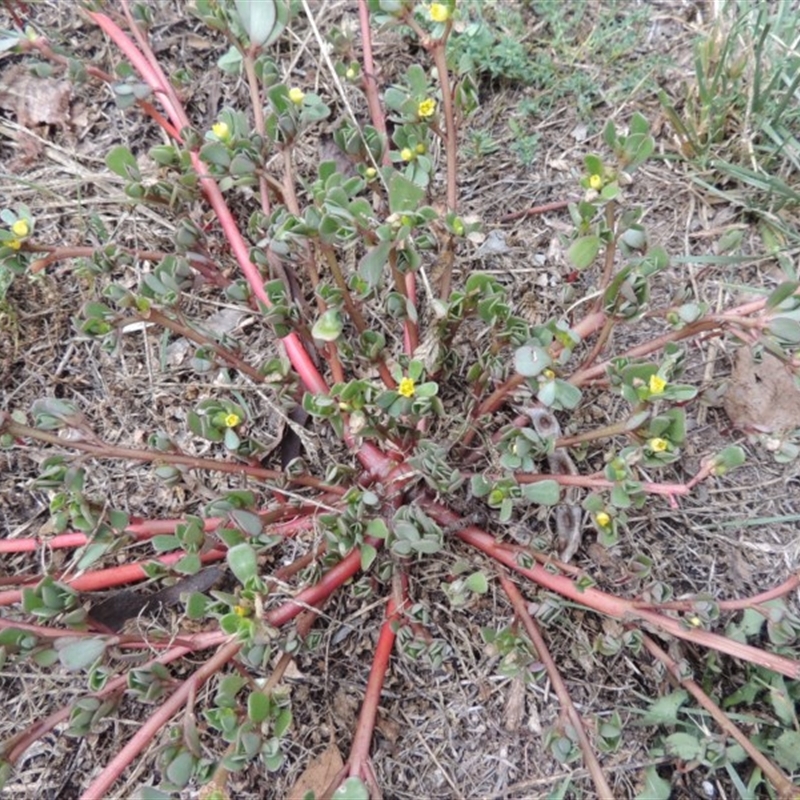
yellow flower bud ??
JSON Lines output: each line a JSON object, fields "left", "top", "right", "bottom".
{"left": 595, "top": 511, "right": 611, "bottom": 528}
{"left": 589, "top": 173, "right": 603, "bottom": 191}
{"left": 365, "top": 167, "right": 377, "bottom": 179}
{"left": 415, "top": 142, "right": 427, "bottom": 155}
{"left": 6, "top": 239, "right": 22, "bottom": 251}
{"left": 345, "top": 66, "right": 357, "bottom": 80}
{"left": 400, "top": 147, "right": 414, "bottom": 162}
{"left": 288, "top": 87, "right": 305, "bottom": 105}
{"left": 11, "top": 219, "right": 29, "bottom": 238}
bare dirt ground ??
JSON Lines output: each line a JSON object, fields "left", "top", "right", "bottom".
{"left": 1, "top": 1, "right": 799, "bottom": 798}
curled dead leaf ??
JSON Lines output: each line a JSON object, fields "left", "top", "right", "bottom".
{"left": 287, "top": 741, "right": 345, "bottom": 800}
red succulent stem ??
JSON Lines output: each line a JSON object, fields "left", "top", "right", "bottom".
{"left": 347, "top": 590, "right": 403, "bottom": 779}
{"left": 500, "top": 573, "right": 613, "bottom": 798}
{"left": 0, "top": 549, "right": 226, "bottom": 607}
{"left": 356, "top": 0, "right": 388, "bottom": 153}
{"left": 265, "top": 540, "right": 377, "bottom": 628}
{"left": 420, "top": 500, "right": 800, "bottom": 679}
{"left": 0, "top": 505, "right": 322, "bottom": 555}
{"left": 86, "top": 9, "right": 396, "bottom": 482}
{"left": 2, "top": 638, "right": 193, "bottom": 766}
{"left": 79, "top": 637, "right": 242, "bottom": 800}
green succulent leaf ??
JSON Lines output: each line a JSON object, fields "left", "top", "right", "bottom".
{"left": 567, "top": 235, "right": 602, "bottom": 270}
{"left": 234, "top": 0, "right": 290, "bottom": 47}
{"left": 312, "top": 309, "right": 343, "bottom": 342}
{"left": 57, "top": 637, "right": 107, "bottom": 671}
{"left": 227, "top": 543, "right": 258, "bottom": 584}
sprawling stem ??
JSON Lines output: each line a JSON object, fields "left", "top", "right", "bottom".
{"left": 0, "top": 635, "right": 210, "bottom": 766}
{"left": 500, "top": 573, "right": 613, "bottom": 798}
{"left": 265, "top": 545, "right": 362, "bottom": 627}
{"left": 135, "top": 307, "right": 265, "bottom": 382}
{"left": 242, "top": 49, "right": 272, "bottom": 216}
{"left": 80, "top": 637, "right": 242, "bottom": 800}
{"left": 1, "top": 417, "right": 333, "bottom": 489}
{"left": 641, "top": 634, "right": 797, "bottom": 800}
{"left": 420, "top": 500, "right": 800, "bottom": 679}
{"left": 633, "top": 572, "right": 800, "bottom": 613}
{"left": 346, "top": 592, "right": 402, "bottom": 781}
{"left": 0, "top": 549, "right": 226, "bottom": 607}
{"left": 0, "top": 505, "right": 316, "bottom": 555}
{"left": 356, "top": 0, "right": 388, "bottom": 151}
{"left": 593, "top": 200, "right": 617, "bottom": 310}
{"left": 398, "top": 11, "right": 457, "bottom": 299}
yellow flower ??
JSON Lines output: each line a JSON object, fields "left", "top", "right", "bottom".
{"left": 224, "top": 412, "right": 241, "bottom": 428}
{"left": 233, "top": 604, "right": 250, "bottom": 617}
{"left": 11, "top": 219, "right": 29, "bottom": 238}
{"left": 400, "top": 147, "right": 414, "bottom": 162}
{"left": 417, "top": 98, "right": 436, "bottom": 118}
{"left": 345, "top": 66, "right": 357, "bottom": 80}
{"left": 212, "top": 121, "right": 231, "bottom": 142}
{"left": 649, "top": 374, "right": 667, "bottom": 394}
{"left": 429, "top": 2, "right": 450, "bottom": 22}
{"left": 595, "top": 511, "right": 611, "bottom": 528}
{"left": 398, "top": 377, "right": 415, "bottom": 398}
{"left": 648, "top": 437, "right": 669, "bottom": 453}
{"left": 288, "top": 87, "right": 305, "bottom": 105}
{"left": 589, "top": 173, "right": 603, "bottom": 191}
{"left": 6, "top": 239, "right": 21, "bottom": 251}
{"left": 542, "top": 368, "right": 555, "bottom": 380}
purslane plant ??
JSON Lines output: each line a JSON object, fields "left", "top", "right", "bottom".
{"left": 1, "top": 1, "right": 800, "bottom": 798}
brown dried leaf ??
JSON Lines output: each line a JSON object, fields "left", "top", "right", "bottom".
{"left": 723, "top": 347, "right": 800, "bottom": 433}
{"left": 0, "top": 65, "right": 72, "bottom": 129}
{"left": 287, "top": 741, "right": 344, "bottom": 800}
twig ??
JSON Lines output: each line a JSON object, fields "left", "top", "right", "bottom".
{"left": 500, "top": 199, "right": 571, "bottom": 223}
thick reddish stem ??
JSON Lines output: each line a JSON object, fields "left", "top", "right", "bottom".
{"left": 0, "top": 505, "right": 321, "bottom": 555}
{"left": 85, "top": 11, "right": 396, "bottom": 481}
{"left": 357, "top": 0, "right": 388, "bottom": 149}
{"left": 348, "top": 593, "right": 401, "bottom": 778}
{"left": 79, "top": 638, "right": 242, "bottom": 800}
{"left": 420, "top": 500, "right": 800, "bottom": 679}
{"left": 0, "top": 549, "right": 226, "bottom": 607}
{"left": 641, "top": 634, "right": 797, "bottom": 799}
{"left": 265, "top": 546, "right": 363, "bottom": 627}
{"left": 632, "top": 570, "right": 800, "bottom": 613}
